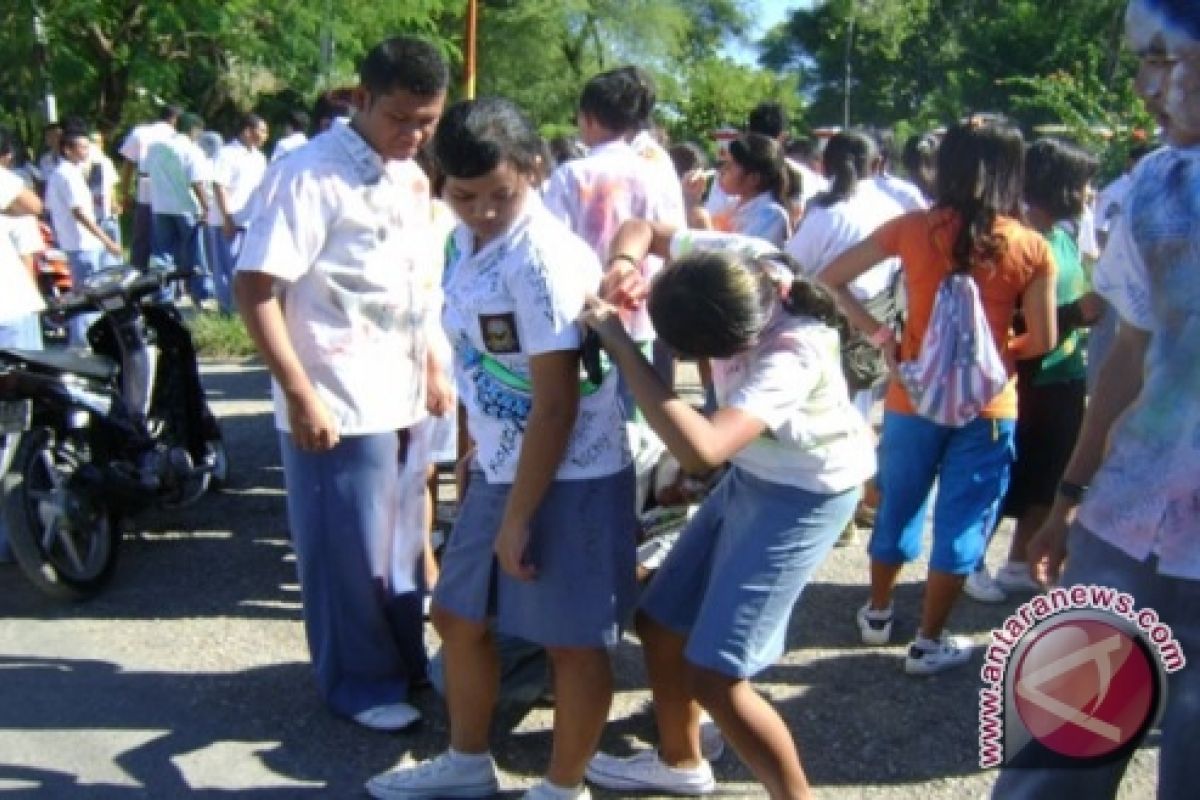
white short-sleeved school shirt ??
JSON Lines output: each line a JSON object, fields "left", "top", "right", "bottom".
{"left": 237, "top": 119, "right": 438, "bottom": 436}
{"left": 144, "top": 133, "right": 211, "bottom": 218}
{"left": 0, "top": 169, "right": 46, "bottom": 324}
{"left": 45, "top": 161, "right": 102, "bottom": 252}
{"left": 669, "top": 229, "right": 876, "bottom": 494}
{"left": 544, "top": 138, "right": 675, "bottom": 341}
{"left": 873, "top": 173, "right": 928, "bottom": 213}
{"left": 785, "top": 183, "right": 904, "bottom": 300}
{"left": 731, "top": 191, "right": 790, "bottom": 248}
{"left": 443, "top": 195, "right": 630, "bottom": 484}
{"left": 207, "top": 140, "right": 267, "bottom": 227}
{"left": 119, "top": 121, "right": 177, "bottom": 204}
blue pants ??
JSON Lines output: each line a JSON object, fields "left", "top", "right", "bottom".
{"left": 206, "top": 224, "right": 240, "bottom": 314}
{"left": 278, "top": 430, "right": 427, "bottom": 717}
{"left": 150, "top": 214, "right": 211, "bottom": 302}
{"left": 991, "top": 526, "right": 1200, "bottom": 800}
{"left": 0, "top": 313, "right": 42, "bottom": 562}
{"left": 99, "top": 217, "right": 123, "bottom": 270}
{"left": 871, "top": 411, "right": 1015, "bottom": 575}
{"left": 66, "top": 250, "right": 105, "bottom": 347}
{"left": 130, "top": 202, "right": 153, "bottom": 271}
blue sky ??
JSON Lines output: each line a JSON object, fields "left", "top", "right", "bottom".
{"left": 725, "top": 0, "right": 812, "bottom": 65}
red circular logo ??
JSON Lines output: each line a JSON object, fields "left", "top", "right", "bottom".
{"left": 1013, "top": 617, "right": 1156, "bottom": 759}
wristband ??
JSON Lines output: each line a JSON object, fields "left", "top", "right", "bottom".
{"left": 867, "top": 324, "right": 895, "bottom": 348}
{"left": 608, "top": 253, "right": 640, "bottom": 269}
{"left": 1056, "top": 480, "right": 1088, "bottom": 504}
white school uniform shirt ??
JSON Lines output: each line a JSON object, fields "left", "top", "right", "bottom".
{"left": 237, "top": 119, "right": 439, "bottom": 436}
{"left": 45, "top": 160, "right": 102, "bottom": 252}
{"left": 271, "top": 132, "right": 309, "bottom": 163}
{"left": 119, "top": 120, "right": 176, "bottom": 204}
{"left": 544, "top": 138, "right": 674, "bottom": 341}
{"left": 730, "top": 191, "right": 790, "bottom": 248}
{"left": 86, "top": 152, "right": 119, "bottom": 220}
{"left": 785, "top": 182, "right": 904, "bottom": 301}
{"left": 0, "top": 168, "right": 45, "bottom": 324}
{"left": 669, "top": 229, "right": 876, "bottom": 493}
{"left": 788, "top": 157, "right": 829, "bottom": 210}
{"left": 873, "top": 173, "right": 928, "bottom": 212}
{"left": 442, "top": 193, "right": 630, "bottom": 484}
{"left": 144, "top": 133, "right": 210, "bottom": 218}
{"left": 208, "top": 139, "right": 267, "bottom": 227}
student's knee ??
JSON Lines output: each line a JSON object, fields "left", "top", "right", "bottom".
{"left": 683, "top": 662, "right": 738, "bottom": 710}
{"left": 432, "top": 606, "right": 489, "bottom": 645}
{"left": 868, "top": 527, "right": 919, "bottom": 565}
{"left": 545, "top": 645, "right": 609, "bottom": 671}
{"left": 930, "top": 530, "right": 985, "bottom": 575}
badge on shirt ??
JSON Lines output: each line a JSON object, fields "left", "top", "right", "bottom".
{"left": 479, "top": 313, "right": 522, "bottom": 354}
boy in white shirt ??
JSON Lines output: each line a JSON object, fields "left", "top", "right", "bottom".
{"left": 235, "top": 36, "right": 451, "bottom": 733}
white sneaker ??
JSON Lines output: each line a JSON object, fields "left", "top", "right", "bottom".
{"left": 523, "top": 780, "right": 591, "bottom": 799}
{"left": 352, "top": 702, "right": 422, "bottom": 732}
{"left": 585, "top": 749, "right": 715, "bottom": 795}
{"left": 904, "top": 634, "right": 974, "bottom": 676}
{"left": 963, "top": 568, "right": 1007, "bottom": 604}
{"left": 697, "top": 711, "right": 725, "bottom": 762}
{"left": 995, "top": 561, "right": 1042, "bottom": 592}
{"left": 366, "top": 750, "right": 500, "bottom": 799}
{"left": 856, "top": 603, "right": 894, "bottom": 645}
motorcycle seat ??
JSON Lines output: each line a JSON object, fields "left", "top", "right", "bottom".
{"left": 0, "top": 348, "right": 119, "bottom": 382}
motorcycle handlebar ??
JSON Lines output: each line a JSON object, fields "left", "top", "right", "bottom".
{"left": 48, "top": 267, "right": 194, "bottom": 317}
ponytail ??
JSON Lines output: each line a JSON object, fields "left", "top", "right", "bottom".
{"left": 813, "top": 130, "right": 875, "bottom": 208}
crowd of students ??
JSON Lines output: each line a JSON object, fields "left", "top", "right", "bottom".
{"left": 2, "top": 1, "right": 1196, "bottom": 797}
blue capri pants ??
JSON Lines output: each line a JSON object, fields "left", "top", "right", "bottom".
{"left": 870, "top": 411, "right": 1015, "bottom": 575}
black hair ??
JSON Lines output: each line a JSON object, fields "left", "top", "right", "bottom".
{"left": 934, "top": 119, "right": 1025, "bottom": 274}
{"left": 613, "top": 65, "right": 657, "bottom": 130}
{"left": 360, "top": 36, "right": 449, "bottom": 98}
{"left": 57, "top": 117, "right": 91, "bottom": 155}
{"left": 1128, "top": 143, "right": 1152, "bottom": 165}
{"left": 160, "top": 104, "right": 183, "bottom": 122}
{"left": 871, "top": 127, "right": 897, "bottom": 169}
{"left": 901, "top": 132, "right": 939, "bottom": 199}
{"left": 312, "top": 90, "right": 354, "bottom": 133}
{"left": 176, "top": 112, "right": 205, "bottom": 135}
{"left": 413, "top": 145, "right": 446, "bottom": 196}
{"left": 286, "top": 109, "right": 310, "bottom": 133}
{"left": 813, "top": 130, "right": 875, "bottom": 208}
{"left": 548, "top": 134, "right": 585, "bottom": 165}
{"left": 237, "top": 112, "right": 266, "bottom": 134}
{"left": 578, "top": 67, "right": 654, "bottom": 134}
{"left": 746, "top": 101, "right": 787, "bottom": 139}
{"left": 433, "top": 96, "right": 543, "bottom": 180}
{"left": 728, "top": 133, "right": 789, "bottom": 207}
{"left": 43, "top": 122, "right": 63, "bottom": 135}
{"left": 0, "top": 127, "right": 14, "bottom": 161}
{"left": 648, "top": 248, "right": 843, "bottom": 359}
{"left": 1023, "top": 138, "right": 1098, "bottom": 221}
{"left": 667, "top": 142, "right": 707, "bottom": 178}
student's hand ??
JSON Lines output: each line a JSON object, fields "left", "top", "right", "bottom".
{"left": 495, "top": 519, "right": 536, "bottom": 581}
{"left": 426, "top": 369, "right": 455, "bottom": 417}
{"left": 1077, "top": 291, "right": 1105, "bottom": 325}
{"left": 104, "top": 239, "right": 123, "bottom": 258}
{"left": 286, "top": 389, "right": 340, "bottom": 452}
{"left": 681, "top": 168, "right": 709, "bottom": 208}
{"left": 1027, "top": 502, "right": 1074, "bottom": 587}
{"left": 222, "top": 217, "right": 238, "bottom": 240}
{"left": 580, "top": 295, "right": 632, "bottom": 348}
{"left": 600, "top": 260, "right": 648, "bottom": 310}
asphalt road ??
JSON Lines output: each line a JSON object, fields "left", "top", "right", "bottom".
{"left": 0, "top": 361, "right": 1158, "bottom": 799}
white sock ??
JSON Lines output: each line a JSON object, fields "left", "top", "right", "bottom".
{"left": 915, "top": 634, "right": 942, "bottom": 650}
{"left": 534, "top": 780, "right": 586, "bottom": 799}
{"left": 865, "top": 605, "right": 893, "bottom": 619}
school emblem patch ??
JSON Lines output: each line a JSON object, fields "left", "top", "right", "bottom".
{"left": 479, "top": 313, "right": 521, "bottom": 354}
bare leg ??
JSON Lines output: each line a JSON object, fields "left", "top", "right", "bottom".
{"left": 1006, "top": 504, "right": 1049, "bottom": 564}
{"left": 432, "top": 606, "right": 498, "bottom": 754}
{"left": 544, "top": 646, "right": 613, "bottom": 788}
{"left": 869, "top": 558, "right": 903, "bottom": 610}
{"left": 689, "top": 665, "right": 811, "bottom": 800}
{"left": 918, "top": 569, "right": 966, "bottom": 640}
{"left": 636, "top": 612, "right": 705, "bottom": 766}
{"left": 423, "top": 466, "right": 440, "bottom": 590}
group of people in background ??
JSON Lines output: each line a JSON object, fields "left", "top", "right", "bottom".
{"left": 0, "top": 1, "right": 1195, "bottom": 798}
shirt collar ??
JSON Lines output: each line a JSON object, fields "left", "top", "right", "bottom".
{"left": 329, "top": 118, "right": 387, "bottom": 184}
{"left": 587, "top": 138, "right": 632, "bottom": 158}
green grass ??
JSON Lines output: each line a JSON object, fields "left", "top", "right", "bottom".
{"left": 187, "top": 311, "right": 258, "bottom": 359}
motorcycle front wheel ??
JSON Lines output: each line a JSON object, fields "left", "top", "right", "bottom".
{"left": 4, "top": 427, "right": 120, "bottom": 601}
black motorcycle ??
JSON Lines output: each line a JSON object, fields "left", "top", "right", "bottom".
{"left": 0, "top": 267, "right": 227, "bottom": 600}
